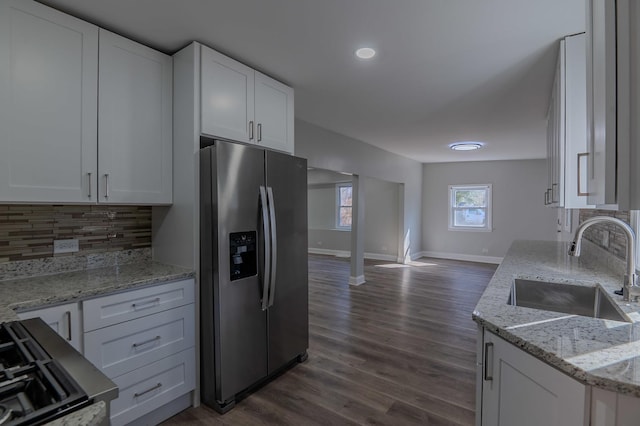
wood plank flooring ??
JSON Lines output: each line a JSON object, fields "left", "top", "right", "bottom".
{"left": 162, "top": 255, "right": 496, "bottom": 425}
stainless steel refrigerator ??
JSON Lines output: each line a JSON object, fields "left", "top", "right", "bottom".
{"left": 199, "top": 138, "right": 308, "bottom": 413}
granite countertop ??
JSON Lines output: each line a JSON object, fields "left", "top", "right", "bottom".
{"left": 0, "top": 261, "right": 194, "bottom": 322}
{"left": 473, "top": 240, "right": 640, "bottom": 397}
{"left": 0, "top": 259, "right": 193, "bottom": 425}
{"left": 45, "top": 401, "right": 106, "bottom": 426}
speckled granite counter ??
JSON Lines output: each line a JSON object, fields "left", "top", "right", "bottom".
{"left": 45, "top": 401, "right": 106, "bottom": 426}
{"left": 473, "top": 240, "right": 640, "bottom": 397}
{"left": 0, "top": 261, "right": 194, "bottom": 322}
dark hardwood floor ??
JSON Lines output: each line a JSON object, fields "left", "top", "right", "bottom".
{"left": 162, "top": 255, "right": 496, "bottom": 425}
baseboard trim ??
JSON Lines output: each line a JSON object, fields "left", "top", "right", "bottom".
{"left": 349, "top": 275, "right": 366, "bottom": 286}
{"left": 415, "top": 251, "right": 503, "bottom": 265}
{"left": 308, "top": 248, "right": 350, "bottom": 257}
{"left": 308, "top": 248, "right": 396, "bottom": 262}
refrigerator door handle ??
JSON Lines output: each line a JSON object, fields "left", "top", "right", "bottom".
{"left": 260, "top": 186, "right": 271, "bottom": 311}
{"left": 267, "top": 186, "right": 278, "bottom": 307}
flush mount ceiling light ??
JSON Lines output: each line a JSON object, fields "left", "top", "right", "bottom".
{"left": 355, "top": 47, "right": 376, "bottom": 59}
{"left": 449, "top": 142, "right": 484, "bottom": 151}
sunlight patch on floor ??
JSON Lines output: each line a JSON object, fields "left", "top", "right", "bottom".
{"left": 374, "top": 261, "right": 438, "bottom": 268}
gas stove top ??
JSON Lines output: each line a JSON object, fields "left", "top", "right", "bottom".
{"left": 0, "top": 321, "right": 89, "bottom": 425}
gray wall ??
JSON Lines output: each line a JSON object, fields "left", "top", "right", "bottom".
{"left": 296, "top": 119, "right": 422, "bottom": 259}
{"left": 422, "top": 159, "right": 557, "bottom": 259}
{"left": 308, "top": 173, "right": 400, "bottom": 258}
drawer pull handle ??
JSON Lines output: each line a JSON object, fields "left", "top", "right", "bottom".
{"left": 134, "top": 382, "right": 162, "bottom": 398}
{"left": 65, "top": 311, "right": 72, "bottom": 342}
{"left": 132, "top": 298, "right": 160, "bottom": 310}
{"left": 132, "top": 335, "right": 161, "bottom": 348}
{"left": 484, "top": 342, "right": 494, "bottom": 381}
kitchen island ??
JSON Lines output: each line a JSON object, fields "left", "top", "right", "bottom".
{"left": 473, "top": 240, "right": 640, "bottom": 425}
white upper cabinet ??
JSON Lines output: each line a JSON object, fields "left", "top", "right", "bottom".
{"left": 200, "top": 47, "right": 255, "bottom": 143}
{"left": 564, "top": 33, "right": 592, "bottom": 209}
{"left": 254, "top": 71, "right": 294, "bottom": 154}
{"left": 586, "top": 0, "right": 640, "bottom": 209}
{"left": 98, "top": 29, "right": 173, "bottom": 204}
{"left": 0, "top": 2, "right": 173, "bottom": 205}
{"left": 0, "top": 0, "right": 98, "bottom": 203}
{"left": 545, "top": 33, "right": 593, "bottom": 209}
{"left": 200, "top": 45, "right": 294, "bottom": 153}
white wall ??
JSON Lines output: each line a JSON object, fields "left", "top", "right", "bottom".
{"left": 307, "top": 175, "right": 400, "bottom": 259}
{"left": 296, "top": 119, "right": 422, "bottom": 259}
{"left": 364, "top": 177, "right": 399, "bottom": 257}
{"left": 421, "top": 159, "right": 557, "bottom": 261}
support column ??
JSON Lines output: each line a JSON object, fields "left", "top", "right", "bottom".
{"left": 349, "top": 175, "right": 365, "bottom": 286}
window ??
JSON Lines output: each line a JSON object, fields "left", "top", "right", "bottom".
{"left": 336, "top": 183, "right": 352, "bottom": 229}
{"left": 449, "top": 184, "right": 492, "bottom": 231}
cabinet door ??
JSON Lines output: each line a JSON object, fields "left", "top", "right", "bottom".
{"left": 564, "top": 33, "right": 593, "bottom": 209}
{"left": 200, "top": 45, "right": 255, "bottom": 143}
{"left": 255, "top": 71, "right": 294, "bottom": 153}
{"left": 0, "top": 0, "right": 98, "bottom": 203}
{"left": 98, "top": 29, "right": 173, "bottom": 204}
{"left": 18, "top": 302, "right": 82, "bottom": 352}
{"left": 586, "top": 0, "right": 618, "bottom": 206}
{"left": 481, "top": 331, "right": 587, "bottom": 426}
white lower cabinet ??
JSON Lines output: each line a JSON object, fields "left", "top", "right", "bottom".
{"left": 17, "top": 301, "right": 82, "bottom": 352}
{"left": 83, "top": 279, "right": 196, "bottom": 425}
{"left": 478, "top": 329, "right": 640, "bottom": 426}
{"left": 591, "top": 387, "right": 640, "bottom": 426}
{"left": 479, "top": 329, "right": 587, "bottom": 426}
{"left": 110, "top": 348, "right": 196, "bottom": 426}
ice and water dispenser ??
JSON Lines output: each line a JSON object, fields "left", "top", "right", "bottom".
{"left": 229, "top": 231, "right": 257, "bottom": 281}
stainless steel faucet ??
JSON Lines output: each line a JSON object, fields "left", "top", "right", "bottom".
{"left": 568, "top": 216, "right": 639, "bottom": 301}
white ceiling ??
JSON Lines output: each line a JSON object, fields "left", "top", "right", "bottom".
{"left": 38, "top": 0, "right": 585, "bottom": 163}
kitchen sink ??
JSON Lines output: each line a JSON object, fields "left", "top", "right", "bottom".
{"left": 507, "top": 279, "right": 630, "bottom": 322}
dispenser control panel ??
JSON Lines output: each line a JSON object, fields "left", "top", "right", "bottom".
{"left": 229, "top": 231, "right": 257, "bottom": 281}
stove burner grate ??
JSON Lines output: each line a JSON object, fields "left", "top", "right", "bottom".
{"left": 0, "top": 322, "right": 89, "bottom": 425}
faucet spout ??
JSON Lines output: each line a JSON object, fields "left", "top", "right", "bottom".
{"left": 568, "top": 216, "right": 638, "bottom": 301}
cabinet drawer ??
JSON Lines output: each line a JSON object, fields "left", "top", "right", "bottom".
{"left": 84, "top": 304, "right": 195, "bottom": 378}
{"left": 83, "top": 278, "right": 194, "bottom": 331}
{"left": 110, "top": 347, "right": 195, "bottom": 426}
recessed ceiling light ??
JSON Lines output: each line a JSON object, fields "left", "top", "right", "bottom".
{"left": 449, "top": 142, "right": 484, "bottom": 151}
{"left": 355, "top": 47, "right": 376, "bottom": 59}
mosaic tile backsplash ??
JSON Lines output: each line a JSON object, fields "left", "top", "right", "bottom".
{"left": 0, "top": 205, "right": 151, "bottom": 263}
{"left": 579, "top": 209, "right": 630, "bottom": 261}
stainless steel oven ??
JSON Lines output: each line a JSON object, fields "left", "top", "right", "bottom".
{"left": 0, "top": 318, "right": 117, "bottom": 425}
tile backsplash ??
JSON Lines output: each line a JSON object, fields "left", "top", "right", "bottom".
{"left": 578, "top": 209, "right": 630, "bottom": 261}
{"left": 0, "top": 205, "right": 151, "bottom": 263}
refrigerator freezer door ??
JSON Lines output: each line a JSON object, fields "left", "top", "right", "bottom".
{"left": 265, "top": 151, "right": 309, "bottom": 373}
{"left": 200, "top": 142, "right": 268, "bottom": 407}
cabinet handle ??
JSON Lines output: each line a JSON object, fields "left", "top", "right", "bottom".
{"left": 551, "top": 183, "right": 558, "bottom": 204}
{"left": 577, "top": 152, "right": 589, "bottom": 196}
{"left": 87, "top": 172, "right": 92, "bottom": 199}
{"left": 484, "top": 342, "right": 494, "bottom": 381}
{"left": 132, "top": 297, "right": 160, "bottom": 310}
{"left": 65, "top": 311, "right": 72, "bottom": 342}
{"left": 104, "top": 174, "right": 110, "bottom": 199}
{"left": 134, "top": 382, "right": 162, "bottom": 398}
{"left": 249, "top": 121, "right": 254, "bottom": 140}
{"left": 132, "top": 335, "right": 161, "bottom": 348}
{"left": 257, "top": 123, "right": 262, "bottom": 142}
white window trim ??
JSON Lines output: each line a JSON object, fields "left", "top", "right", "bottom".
{"left": 336, "top": 183, "right": 352, "bottom": 230}
{"left": 448, "top": 184, "right": 493, "bottom": 232}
